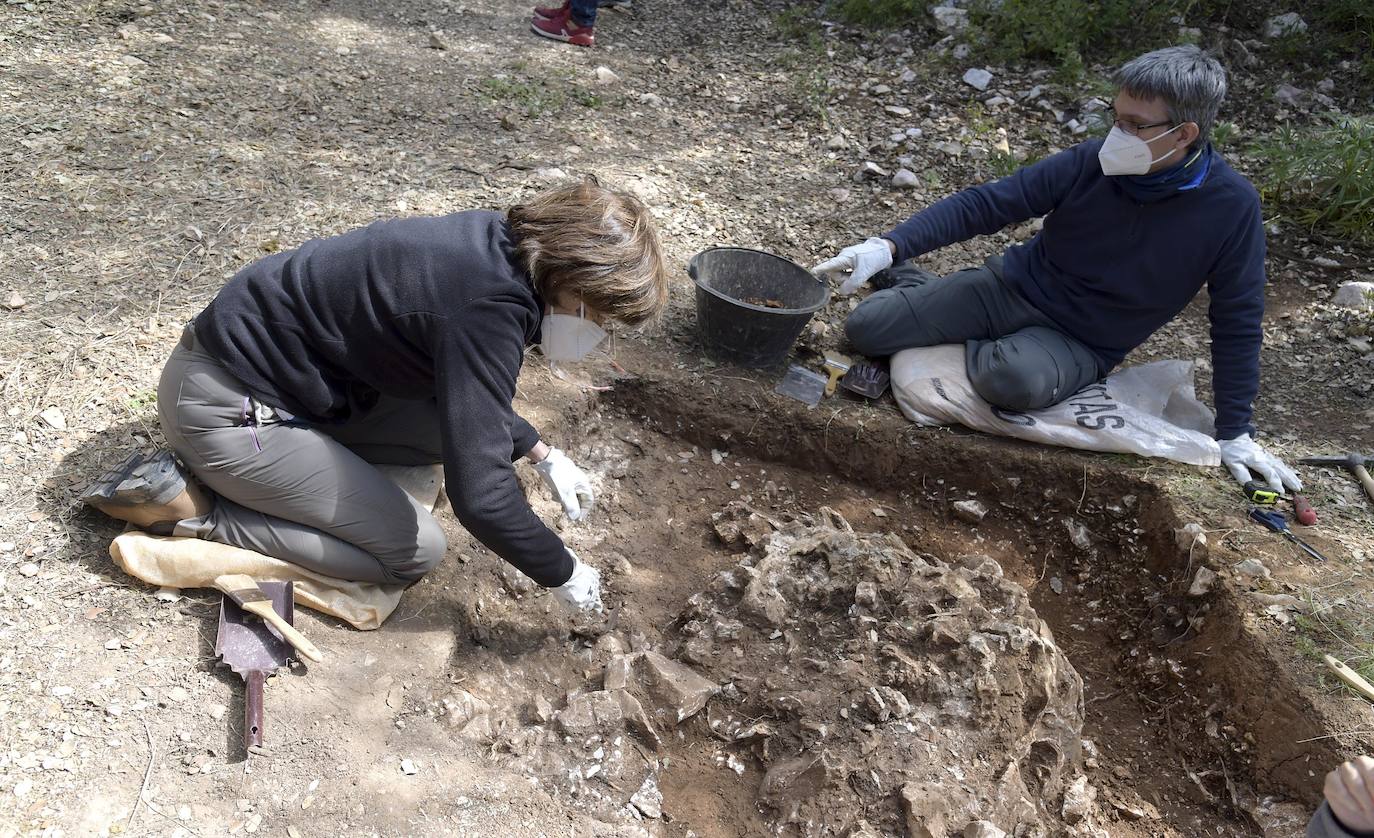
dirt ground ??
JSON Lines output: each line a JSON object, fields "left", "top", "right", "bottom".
{"left": 3, "top": 0, "right": 1374, "bottom": 836}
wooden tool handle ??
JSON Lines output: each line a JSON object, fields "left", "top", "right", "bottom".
{"left": 242, "top": 600, "right": 323, "bottom": 662}
{"left": 245, "top": 670, "right": 265, "bottom": 749}
{"left": 1325, "top": 654, "right": 1374, "bottom": 703}
{"left": 1354, "top": 464, "right": 1374, "bottom": 504}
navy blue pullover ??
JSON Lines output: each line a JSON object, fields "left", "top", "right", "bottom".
{"left": 885, "top": 138, "right": 1265, "bottom": 439}
{"left": 194, "top": 211, "right": 574, "bottom": 588}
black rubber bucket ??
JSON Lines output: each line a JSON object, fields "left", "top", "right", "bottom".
{"left": 690, "top": 247, "right": 831, "bottom": 369}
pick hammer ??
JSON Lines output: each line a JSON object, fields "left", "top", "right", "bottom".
{"left": 1300, "top": 452, "right": 1374, "bottom": 507}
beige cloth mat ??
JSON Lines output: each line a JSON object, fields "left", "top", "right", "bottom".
{"left": 110, "top": 532, "right": 406, "bottom": 630}
{"left": 105, "top": 464, "right": 443, "bottom": 630}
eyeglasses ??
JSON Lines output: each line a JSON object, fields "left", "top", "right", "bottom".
{"left": 1107, "top": 107, "right": 1174, "bottom": 137}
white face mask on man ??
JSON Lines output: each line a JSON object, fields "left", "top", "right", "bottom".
{"left": 541, "top": 302, "right": 608, "bottom": 362}
{"left": 1098, "top": 123, "right": 1183, "bottom": 176}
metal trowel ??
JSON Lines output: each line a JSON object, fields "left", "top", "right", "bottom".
{"left": 214, "top": 581, "right": 297, "bottom": 749}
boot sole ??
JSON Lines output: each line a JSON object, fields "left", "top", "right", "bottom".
{"left": 81, "top": 450, "right": 188, "bottom": 509}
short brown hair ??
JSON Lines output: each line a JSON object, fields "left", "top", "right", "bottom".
{"left": 508, "top": 177, "right": 668, "bottom": 327}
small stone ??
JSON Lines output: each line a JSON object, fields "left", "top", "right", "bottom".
{"left": 335, "top": 45, "right": 350, "bottom": 55}
{"left": 629, "top": 774, "right": 663, "bottom": 819}
{"left": 168, "top": 687, "right": 189, "bottom": 703}
{"left": 1049, "top": 576, "right": 1063, "bottom": 595}
{"left": 287, "top": 827, "right": 302, "bottom": 838}
{"left": 639, "top": 92, "right": 664, "bottom": 108}
{"left": 1187, "top": 567, "right": 1218, "bottom": 598}
{"left": 19, "top": 563, "right": 39, "bottom": 577}
{"left": 4, "top": 292, "right": 25, "bottom": 310}
{"left": 13, "top": 778, "right": 32, "bottom": 797}
{"left": 931, "top": 5, "right": 968, "bottom": 33}
{"left": 935, "top": 141, "right": 963, "bottom": 157}
{"left": 400, "top": 758, "right": 419, "bottom": 775}
{"left": 105, "top": 639, "right": 121, "bottom": 651}
{"left": 828, "top": 188, "right": 850, "bottom": 204}
{"left": 1065, "top": 519, "right": 1092, "bottom": 552}
{"left": 1234, "top": 558, "right": 1271, "bottom": 581}
{"left": 884, "top": 105, "right": 911, "bottom": 117}
{"left": 962, "top": 68, "right": 993, "bottom": 91}
{"left": 533, "top": 167, "right": 568, "bottom": 183}
{"left": 870, "top": 84, "right": 892, "bottom": 95}
{"left": 964, "top": 822, "right": 1007, "bottom": 838}
{"left": 1264, "top": 12, "right": 1307, "bottom": 38}
{"left": 1062, "top": 775, "right": 1096, "bottom": 823}
{"left": 178, "top": 805, "right": 192, "bottom": 821}
{"left": 952, "top": 500, "right": 986, "bottom": 523}
{"left": 1332, "top": 281, "right": 1374, "bottom": 309}
{"left": 245, "top": 813, "right": 262, "bottom": 833}
{"left": 38, "top": 407, "right": 66, "bottom": 430}
{"left": 427, "top": 30, "right": 448, "bottom": 50}
{"left": 711, "top": 449, "right": 725, "bottom": 465}
{"left": 899, "top": 68, "right": 917, "bottom": 84}
{"left": 209, "top": 703, "right": 227, "bottom": 721}
{"left": 1174, "top": 522, "right": 1208, "bottom": 555}
{"left": 855, "top": 161, "right": 889, "bottom": 180}
{"left": 154, "top": 586, "right": 182, "bottom": 602}
{"left": 892, "top": 168, "right": 919, "bottom": 188}
{"left": 826, "top": 134, "right": 847, "bottom": 150}
{"left": 1274, "top": 83, "right": 1306, "bottom": 108}
{"left": 594, "top": 66, "right": 621, "bottom": 85}
{"left": 50, "top": 686, "right": 73, "bottom": 697}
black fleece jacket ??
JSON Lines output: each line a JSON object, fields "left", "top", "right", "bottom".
{"left": 193, "top": 210, "right": 573, "bottom": 587}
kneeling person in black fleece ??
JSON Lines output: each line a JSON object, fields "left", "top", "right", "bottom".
{"left": 83, "top": 178, "right": 667, "bottom": 614}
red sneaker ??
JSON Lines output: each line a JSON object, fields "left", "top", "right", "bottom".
{"left": 532, "top": 0, "right": 569, "bottom": 22}
{"left": 530, "top": 13, "right": 595, "bottom": 46}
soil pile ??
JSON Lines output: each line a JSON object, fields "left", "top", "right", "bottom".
{"left": 676, "top": 505, "right": 1097, "bottom": 837}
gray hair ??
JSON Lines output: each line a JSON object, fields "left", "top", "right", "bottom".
{"left": 1112, "top": 45, "right": 1227, "bottom": 149}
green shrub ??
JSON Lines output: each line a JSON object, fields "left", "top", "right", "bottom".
{"left": 966, "top": 0, "right": 1187, "bottom": 81}
{"left": 1251, "top": 117, "right": 1374, "bottom": 243}
{"left": 831, "top": 0, "right": 924, "bottom": 27}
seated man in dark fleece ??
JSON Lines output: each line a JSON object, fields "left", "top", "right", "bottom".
{"left": 814, "top": 45, "right": 1299, "bottom": 495}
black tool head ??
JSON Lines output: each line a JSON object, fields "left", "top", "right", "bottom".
{"left": 214, "top": 581, "right": 294, "bottom": 677}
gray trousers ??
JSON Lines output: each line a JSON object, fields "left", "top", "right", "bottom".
{"left": 844, "top": 257, "right": 1105, "bottom": 411}
{"left": 156, "top": 326, "right": 446, "bottom": 584}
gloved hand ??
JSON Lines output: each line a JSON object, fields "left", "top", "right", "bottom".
{"left": 1219, "top": 434, "right": 1302, "bottom": 493}
{"left": 552, "top": 550, "right": 603, "bottom": 612}
{"left": 533, "top": 448, "right": 594, "bottom": 521}
{"left": 811, "top": 237, "right": 894, "bottom": 295}
{"left": 1324, "top": 756, "right": 1374, "bottom": 834}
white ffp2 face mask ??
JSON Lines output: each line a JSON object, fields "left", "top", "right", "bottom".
{"left": 1098, "top": 124, "right": 1183, "bottom": 176}
{"left": 541, "top": 303, "right": 608, "bottom": 362}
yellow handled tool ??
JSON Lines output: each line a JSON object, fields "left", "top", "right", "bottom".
{"left": 1325, "top": 654, "right": 1374, "bottom": 703}
{"left": 213, "top": 574, "right": 323, "bottom": 663}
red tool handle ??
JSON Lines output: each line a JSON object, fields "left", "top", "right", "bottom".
{"left": 245, "top": 670, "right": 264, "bottom": 749}
{"left": 1293, "top": 494, "right": 1317, "bottom": 526}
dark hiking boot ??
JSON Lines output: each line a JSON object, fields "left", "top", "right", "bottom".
{"left": 80, "top": 449, "right": 210, "bottom": 532}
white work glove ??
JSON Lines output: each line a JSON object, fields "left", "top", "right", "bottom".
{"left": 533, "top": 447, "right": 594, "bottom": 521}
{"left": 552, "top": 549, "right": 603, "bottom": 612}
{"left": 811, "top": 237, "right": 894, "bottom": 295}
{"left": 1324, "top": 756, "right": 1374, "bottom": 834}
{"left": 1219, "top": 434, "right": 1302, "bottom": 493}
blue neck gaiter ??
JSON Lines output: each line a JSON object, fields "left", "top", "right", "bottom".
{"left": 1117, "top": 144, "right": 1214, "bottom": 204}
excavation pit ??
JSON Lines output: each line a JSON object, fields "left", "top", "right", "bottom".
{"left": 391, "top": 376, "right": 1325, "bottom": 838}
